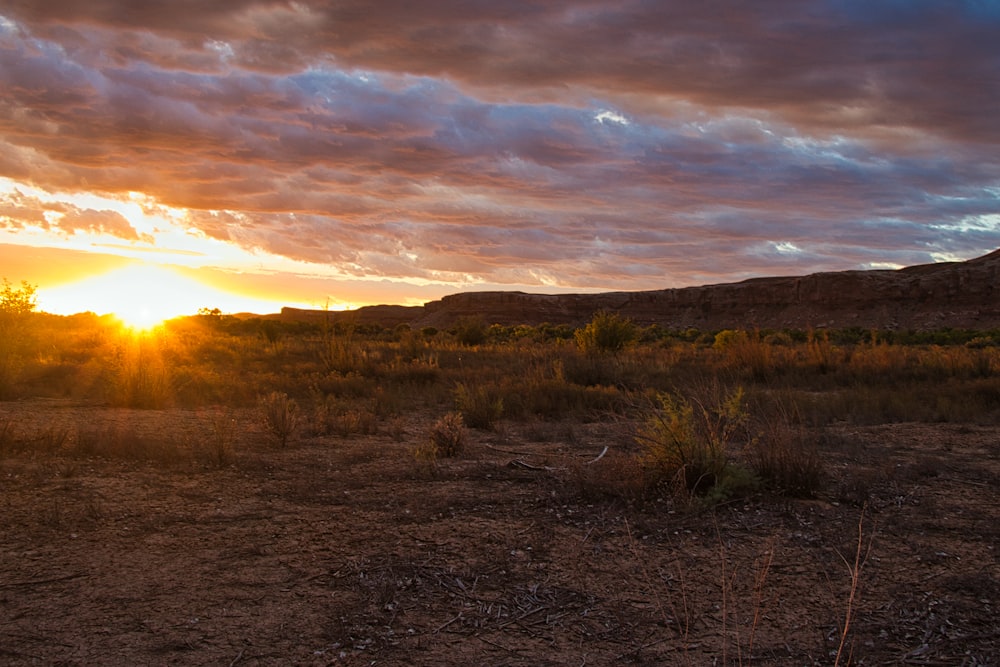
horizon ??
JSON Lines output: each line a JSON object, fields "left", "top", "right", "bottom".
{"left": 28, "top": 244, "right": 999, "bottom": 326}
{"left": 2, "top": 3, "right": 999, "bottom": 325}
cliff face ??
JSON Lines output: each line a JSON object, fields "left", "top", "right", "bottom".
{"left": 289, "top": 249, "right": 1000, "bottom": 331}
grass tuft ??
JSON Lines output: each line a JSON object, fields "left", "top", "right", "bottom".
{"left": 259, "top": 391, "right": 299, "bottom": 447}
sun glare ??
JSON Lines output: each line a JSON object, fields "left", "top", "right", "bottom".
{"left": 42, "top": 264, "right": 241, "bottom": 329}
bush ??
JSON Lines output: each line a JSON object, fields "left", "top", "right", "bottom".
{"left": 749, "top": 403, "right": 826, "bottom": 497}
{"left": 428, "top": 412, "right": 467, "bottom": 457}
{"left": 207, "top": 409, "right": 237, "bottom": 467}
{"left": 453, "top": 316, "right": 488, "bottom": 346}
{"left": 259, "top": 391, "right": 299, "bottom": 447}
{"left": 714, "top": 329, "right": 780, "bottom": 381}
{"left": 0, "top": 279, "right": 38, "bottom": 399}
{"left": 110, "top": 333, "right": 172, "bottom": 409}
{"left": 575, "top": 311, "right": 636, "bottom": 355}
{"left": 454, "top": 382, "right": 503, "bottom": 430}
{"left": 637, "top": 384, "right": 756, "bottom": 498}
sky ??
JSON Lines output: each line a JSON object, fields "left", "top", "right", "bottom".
{"left": 1, "top": 1, "right": 999, "bottom": 321}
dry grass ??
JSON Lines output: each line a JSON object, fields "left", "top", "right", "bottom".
{"left": 428, "top": 411, "right": 468, "bottom": 457}
{"left": 258, "top": 390, "right": 299, "bottom": 447}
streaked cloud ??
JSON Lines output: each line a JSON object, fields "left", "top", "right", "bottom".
{"left": 0, "top": 1, "right": 997, "bottom": 304}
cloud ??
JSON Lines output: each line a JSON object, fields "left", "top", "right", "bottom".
{"left": 0, "top": 190, "right": 149, "bottom": 241}
{"left": 58, "top": 207, "right": 150, "bottom": 241}
{"left": 0, "top": 2, "right": 997, "bottom": 294}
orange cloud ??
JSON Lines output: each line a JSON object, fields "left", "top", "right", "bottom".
{"left": 0, "top": 2, "right": 996, "bottom": 296}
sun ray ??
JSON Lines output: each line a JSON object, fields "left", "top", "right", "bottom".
{"left": 39, "top": 264, "right": 278, "bottom": 328}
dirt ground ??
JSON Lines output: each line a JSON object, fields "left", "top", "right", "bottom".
{"left": 1, "top": 399, "right": 997, "bottom": 665}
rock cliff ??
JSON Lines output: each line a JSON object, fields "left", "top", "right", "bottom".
{"left": 286, "top": 249, "right": 1000, "bottom": 331}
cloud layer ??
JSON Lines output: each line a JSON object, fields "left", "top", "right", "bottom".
{"left": 1, "top": 1, "right": 998, "bottom": 293}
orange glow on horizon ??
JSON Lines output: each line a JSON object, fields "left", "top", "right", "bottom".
{"left": 39, "top": 264, "right": 294, "bottom": 327}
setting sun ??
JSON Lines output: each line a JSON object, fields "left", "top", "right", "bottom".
{"left": 39, "top": 264, "right": 277, "bottom": 327}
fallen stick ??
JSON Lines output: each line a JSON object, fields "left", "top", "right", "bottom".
{"left": 508, "top": 459, "right": 557, "bottom": 471}
{"left": 434, "top": 612, "right": 463, "bottom": 634}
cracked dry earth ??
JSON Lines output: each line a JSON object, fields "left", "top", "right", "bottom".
{"left": 1, "top": 399, "right": 998, "bottom": 665}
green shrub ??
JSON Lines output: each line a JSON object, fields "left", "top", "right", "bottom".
{"left": 713, "top": 329, "right": 749, "bottom": 351}
{"left": 575, "top": 311, "right": 636, "bottom": 355}
{"left": 637, "top": 384, "right": 756, "bottom": 498}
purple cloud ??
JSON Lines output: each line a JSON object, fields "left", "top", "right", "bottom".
{"left": 0, "top": 2, "right": 997, "bottom": 293}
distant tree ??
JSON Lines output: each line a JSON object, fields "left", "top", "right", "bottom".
{"left": 0, "top": 279, "right": 38, "bottom": 399}
{"left": 0, "top": 279, "right": 37, "bottom": 317}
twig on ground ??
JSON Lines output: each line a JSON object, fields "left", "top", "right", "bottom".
{"left": 508, "top": 458, "right": 557, "bottom": 471}
{"left": 434, "top": 613, "right": 463, "bottom": 634}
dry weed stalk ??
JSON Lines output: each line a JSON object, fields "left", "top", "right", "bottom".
{"left": 746, "top": 541, "right": 775, "bottom": 662}
{"left": 716, "top": 519, "right": 776, "bottom": 666}
{"left": 208, "top": 408, "right": 237, "bottom": 466}
{"left": 623, "top": 519, "right": 692, "bottom": 662}
{"left": 833, "top": 504, "right": 875, "bottom": 666}
{"left": 259, "top": 391, "right": 299, "bottom": 447}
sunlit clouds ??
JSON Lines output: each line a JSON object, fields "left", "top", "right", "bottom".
{"left": 1, "top": 1, "right": 998, "bottom": 314}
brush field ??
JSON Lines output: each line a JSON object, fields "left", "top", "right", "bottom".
{"left": 1, "top": 313, "right": 998, "bottom": 665}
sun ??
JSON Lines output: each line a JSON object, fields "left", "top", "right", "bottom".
{"left": 43, "top": 264, "right": 227, "bottom": 329}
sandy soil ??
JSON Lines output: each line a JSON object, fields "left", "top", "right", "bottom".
{"left": 1, "top": 399, "right": 997, "bottom": 665}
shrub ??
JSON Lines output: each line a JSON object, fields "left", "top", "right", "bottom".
{"left": 0, "top": 279, "right": 38, "bottom": 399}
{"left": 713, "top": 329, "right": 749, "bottom": 350}
{"left": 110, "top": 333, "right": 172, "bottom": 408}
{"left": 333, "top": 408, "right": 378, "bottom": 438}
{"left": 749, "top": 404, "right": 826, "bottom": 497}
{"left": 429, "top": 412, "right": 467, "bottom": 457}
{"left": 637, "top": 384, "right": 756, "bottom": 498}
{"left": 259, "top": 391, "right": 299, "bottom": 447}
{"left": 453, "top": 316, "right": 488, "bottom": 346}
{"left": 454, "top": 382, "right": 503, "bottom": 430}
{"left": 575, "top": 310, "right": 636, "bottom": 355}
{"left": 562, "top": 352, "right": 622, "bottom": 387}
{"left": 207, "top": 409, "right": 237, "bottom": 467}
{"left": 317, "top": 318, "right": 366, "bottom": 374}
{"left": 715, "top": 329, "right": 779, "bottom": 381}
